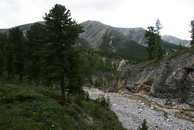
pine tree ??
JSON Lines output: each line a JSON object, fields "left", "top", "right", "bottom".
{"left": 8, "top": 27, "right": 26, "bottom": 81}
{"left": 190, "top": 18, "right": 194, "bottom": 47}
{"left": 26, "top": 23, "right": 47, "bottom": 85}
{"left": 43, "top": 4, "right": 83, "bottom": 105}
{"left": 145, "top": 26, "right": 156, "bottom": 59}
{"left": 179, "top": 43, "right": 183, "bottom": 50}
{"left": 0, "top": 33, "right": 7, "bottom": 76}
{"left": 145, "top": 19, "right": 164, "bottom": 59}
{"left": 5, "top": 37, "right": 14, "bottom": 80}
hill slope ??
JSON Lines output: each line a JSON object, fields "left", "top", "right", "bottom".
{"left": 0, "top": 83, "right": 125, "bottom": 130}
{"left": 107, "top": 49, "right": 194, "bottom": 107}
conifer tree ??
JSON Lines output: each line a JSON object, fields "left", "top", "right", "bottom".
{"left": 26, "top": 23, "right": 47, "bottom": 85}
{"left": 0, "top": 33, "right": 7, "bottom": 76}
{"left": 43, "top": 4, "right": 83, "bottom": 105}
{"left": 8, "top": 27, "right": 25, "bottom": 81}
{"left": 190, "top": 18, "right": 194, "bottom": 47}
{"left": 145, "top": 19, "right": 164, "bottom": 59}
{"left": 5, "top": 37, "right": 14, "bottom": 80}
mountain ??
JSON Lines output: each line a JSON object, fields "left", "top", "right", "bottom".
{"left": 98, "top": 28, "right": 147, "bottom": 56}
{"left": 0, "top": 23, "right": 32, "bottom": 33}
{"left": 80, "top": 20, "right": 149, "bottom": 56}
{"left": 0, "top": 22, "right": 44, "bottom": 35}
{"left": 162, "top": 35, "right": 189, "bottom": 46}
{"left": 0, "top": 20, "right": 185, "bottom": 57}
{"left": 80, "top": 20, "right": 147, "bottom": 48}
{"left": 80, "top": 20, "right": 186, "bottom": 56}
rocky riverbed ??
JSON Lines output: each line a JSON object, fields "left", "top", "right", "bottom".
{"left": 83, "top": 87, "right": 194, "bottom": 130}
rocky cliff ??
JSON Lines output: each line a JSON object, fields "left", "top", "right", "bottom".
{"left": 107, "top": 49, "right": 194, "bottom": 107}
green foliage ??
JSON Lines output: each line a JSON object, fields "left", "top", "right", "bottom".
{"left": 26, "top": 23, "right": 47, "bottom": 85}
{"left": 137, "top": 119, "right": 149, "bottom": 130}
{"left": 96, "top": 50, "right": 146, "bottom": 64}
{"left": 43, "top": 4, "right": 83, "bottom": 104}
{"left": 0, "top": 33, "right": 7, "bottom": 76}
{"left": 96, "top": 97, "right": 110, "bottom": 107}
{"left": 78, "top": 49, "right": 116, "bottom": 83}
{"left": 100, "top": 29, "right": 147, "bottom": 57}
{"left": 179, "top": 44, "right": 184, "bottom": 50}
{"left": 8, "top": 27, "right": 26, "bottom": 81}
{"left": 4, "top": 38, "right": 14, "bottom": 80}
{"left": 190, "top": 19, "right": 194, "bottom": 47}
{"left": 84, "top": 91, "right": 90, "bottom": 101}
{"left": 161, "top": 40, "right": 187, "bottom": 53}
{"left": 76, "top": 37, "right": 91, "bottom": 48}
{"left": 145, "top": 20, "right": 164, "bottom": 60}
{"left": 0, "top": 83, "right": 125, "bottom": 130}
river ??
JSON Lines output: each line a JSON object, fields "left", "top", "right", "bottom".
{"left": 83, "top": 87, "right": 194, "bottom": 130}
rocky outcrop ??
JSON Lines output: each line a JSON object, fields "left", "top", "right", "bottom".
{"left": 107, "top": 50, "right": 194, "bottom": 107}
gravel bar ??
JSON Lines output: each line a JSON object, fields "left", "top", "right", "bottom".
{"left": 83, "top": 87, "right": 194, "bottom": 130}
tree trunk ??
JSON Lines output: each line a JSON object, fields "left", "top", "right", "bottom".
{"left": 60, "top": 72, "right": 66, "bottom": 105}
{"left": 8, "top": 72, "right": 11, "bottom": 80}
{"left": 19, "top": 74, "right": 23, "bottom": 82}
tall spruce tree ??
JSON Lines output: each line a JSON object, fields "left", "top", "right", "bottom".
{"left": 8, "top": 27, "right": 26, "bottom": 81}
{"left": 26, "top": 23, "right": 47, "bottom": 85}
{"left": 5, "top": 36, "right": 14, "bottom": 80}
{"left": 43, "top": 4, "right": 83, "bottom": 105}
{"left": 190, "top": 18, "right": 194, "bottom": 47}
{"left": 0, "top": 33, "right": 7, "bottom": 76}
{"left": 145, "top": 19, "right": 164, "bottom": 59}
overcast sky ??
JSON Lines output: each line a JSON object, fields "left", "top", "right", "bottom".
{"left": 0, "top": 0, "right": 194, "bottom": 40}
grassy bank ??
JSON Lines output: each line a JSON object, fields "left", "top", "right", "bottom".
{"left": 0, "top": 83, "right": 125, "bottom": 130}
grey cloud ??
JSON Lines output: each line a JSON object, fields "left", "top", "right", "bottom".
{"left": 68, "top": 0, "right": 126, "bottom": 11}
{"left": 0, "top": 0, "right": 20, "bottom": 16}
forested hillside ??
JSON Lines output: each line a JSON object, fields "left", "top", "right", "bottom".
{"left": 1, "top": 2, "right": 193, "bottom": 129}
{"left": 0, "top": 4, "right": 125, "bottom": 130}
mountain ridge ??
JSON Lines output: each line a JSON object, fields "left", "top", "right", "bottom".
{"left": 162, "top": 35, "right": 189, "bottom": 46}
{"left": 80, "top": 20, "right": 147, "bottom": 49}
{"left": 0, "top": 20, "right": 187, "bottom": 56}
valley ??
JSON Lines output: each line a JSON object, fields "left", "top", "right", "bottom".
{"left": 0, "top": 7, "right": 194, "bottom": 129}
{"left": 84, "top": 87, "right": 194, "bottom": 130}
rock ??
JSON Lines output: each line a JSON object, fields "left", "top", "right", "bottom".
{"left": 107, "top": 51, "right": 194, "bottom": 107}
{"left": 112, "top": 104, "right": 117, "bottom": 106}
{"left": 141, "top": 103, "right": 145, "bottom": 105}
{"left": 84, "top": 87, "right": 194, "bottom": 130}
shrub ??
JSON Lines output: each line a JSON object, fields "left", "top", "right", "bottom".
{"left": 138, "top": 119, "right": 148, "bottom": 130}
{"left": 96, "top": 97, "right": 109, "bottom": 107}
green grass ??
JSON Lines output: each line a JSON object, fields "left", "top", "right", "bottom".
{"left": 0, "top": 83, "right": 125, "bottom": 130}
